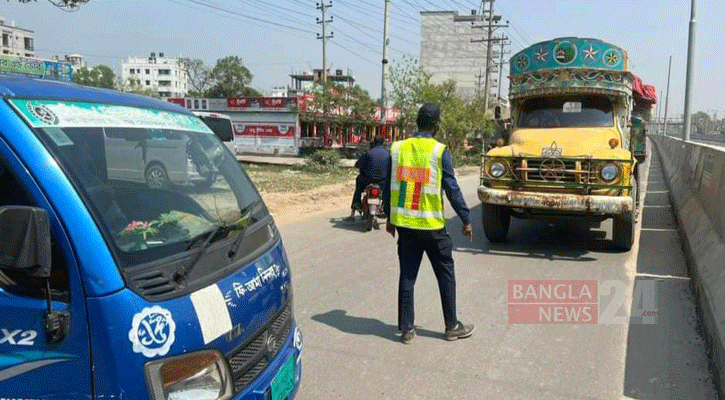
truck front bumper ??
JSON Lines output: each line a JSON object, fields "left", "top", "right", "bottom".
{"left": 478, "top": 186, "right": 633, "bottom": 216}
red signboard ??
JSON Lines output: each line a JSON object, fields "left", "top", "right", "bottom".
{"left": 227, "top": 97, "right": 296, "bottom": 109}
{"left": 233, "top": 124, "right": 295, "bottom": 137}
{"left": 167, "top": 98, "right": 186, "bottom": 107}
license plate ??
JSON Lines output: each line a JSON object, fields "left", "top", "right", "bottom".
{"left": 541, "top": 148, "right": 562, "bottom": 157}
{"left": 270, "top": 357, "right": 295, "bottom": 400}
{"left": 367, "top": 198, "right": 380, "bottom": 205}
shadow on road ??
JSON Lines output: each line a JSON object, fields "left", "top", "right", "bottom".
{"left": 327, "top": 216, "right": 376, "bottom": 232}
{"left": 311, "top": 309, "right": 443, "bottom": 343}
{"left": 447, "top": 204, "right": 621, "bottom": 262}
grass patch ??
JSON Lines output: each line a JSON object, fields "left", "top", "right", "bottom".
{"left": 241, "top": 162, "right": 357, "bottom": 193}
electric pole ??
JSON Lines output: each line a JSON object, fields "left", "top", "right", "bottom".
{"left": 656, "top": 89, "right": 663, "bottom": 134}
{"left": 380, "top": 0, "right": 390, "bottom": 131}
{"left": 472, "top": 0, "right": 508, "bottom": 115}
{"left": 495, "top": 37, "right": 511, "bottom": 102}
{"left": 683, "top": 0, "right": 697, "bottom": 141}
{"left": 663, "top": 56, "right": 672, "bottom": 137}
{"left": 475, "top": 69, "right": 484, "bottom": 99}
{"left": 316, "top": 2, "right": 333, "bottom": 83}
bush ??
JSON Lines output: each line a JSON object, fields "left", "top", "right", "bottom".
{"left": 304, "top": 149, "right": 341, "bottom": 172}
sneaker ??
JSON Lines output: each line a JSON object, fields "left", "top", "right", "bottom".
{"left": 400, "top": 329, "right": 416, "bottom": 344}
{"left": 445, "top": 322, "right": 475, "bottom": 341}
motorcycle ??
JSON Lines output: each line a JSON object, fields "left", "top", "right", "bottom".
{"left": 361, "top": 183, "right": 385, "bottom": 231}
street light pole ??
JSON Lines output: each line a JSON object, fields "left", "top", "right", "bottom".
{"left": 663, "top": 56, "right": 672, "bottom": 137}
{"left": 380, "top": 0, "right": 390, "bottom": 134}
{"left": 683, "top": 0, "right": 697, "bottom": 141}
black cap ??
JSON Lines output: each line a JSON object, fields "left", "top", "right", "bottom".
{"left": 417, "top": 103, "right": 440, "bottom": 126}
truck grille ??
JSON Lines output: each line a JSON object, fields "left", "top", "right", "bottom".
{"left": 226, "top": 304, "right": 293, "bottom": 392}
{"left": 513, "top": 158, "right": 594, "bottom": 183}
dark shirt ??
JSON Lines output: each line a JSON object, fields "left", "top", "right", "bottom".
{"left": 383, "top": 132, "right": 471, "bottom": 225}
{"left": 355, "top": 145, "right": 390, "bottom": 182}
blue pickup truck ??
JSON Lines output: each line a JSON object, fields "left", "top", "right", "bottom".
{"left": 0, "top": 59, "right": 302, "bottom": 400}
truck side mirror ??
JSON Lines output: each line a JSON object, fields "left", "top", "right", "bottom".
{"left": 0, "top": 206, "right": 51, "bottom": 278}
{"left": 0, "top": 206, "right": 68, "bottom": 344}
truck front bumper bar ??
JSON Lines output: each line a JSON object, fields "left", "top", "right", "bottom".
{"left": 478, "top": 186, "right": 633, "bottom": 216}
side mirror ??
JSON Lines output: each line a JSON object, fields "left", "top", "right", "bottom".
{"left": 0, "top": 206, "right": 68, "bottom": 344}
{"left": 0, "top": 206, "right": 51, "bottom": 278}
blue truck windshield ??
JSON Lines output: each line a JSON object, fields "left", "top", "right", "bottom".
{"left": 10, "top": 99, "right": 267, "bottom": 268}
{"left": 518, "top": 96, "right": 614, "bottom": 128}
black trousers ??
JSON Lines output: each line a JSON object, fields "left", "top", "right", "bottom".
{"left": 396, "top": 226, "right": 457, "bottom": 331}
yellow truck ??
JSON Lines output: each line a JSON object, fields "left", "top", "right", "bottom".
{"left": 479, "top": 37, "right": 642, "bottom": 250}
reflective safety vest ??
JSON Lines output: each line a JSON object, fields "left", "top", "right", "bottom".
{"left": 389, "top": 137, "right": 446, "bottom": 230}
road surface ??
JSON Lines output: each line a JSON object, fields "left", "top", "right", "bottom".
{"left": 281, "top": 149, "right": 717, "bottom": 399}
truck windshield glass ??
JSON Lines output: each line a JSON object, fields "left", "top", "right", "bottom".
{"left": 12, "top": 100, "right": 267, "bottom": 268}
{"left": 519, "top": 96, "right": 613, "bottom": 128}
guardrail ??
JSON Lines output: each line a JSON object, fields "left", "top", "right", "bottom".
{"left": 651, "top": 135, "right": 725, "bottom": 395}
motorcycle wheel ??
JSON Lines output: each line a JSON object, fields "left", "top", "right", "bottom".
{"left": 363, "top": 208, "right": 374, "bottom": 231}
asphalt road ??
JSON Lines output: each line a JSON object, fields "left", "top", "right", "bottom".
{"left": 281, "top": 148, "right": 717, "bottom": 400}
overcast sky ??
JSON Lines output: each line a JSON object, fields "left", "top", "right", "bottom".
{"left": 3, "top": 0, "right": 723, "bottom": 117}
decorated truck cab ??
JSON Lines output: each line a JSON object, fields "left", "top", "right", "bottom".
{"left": 479, "top": 37, "right": 655, "bottom": 250}
{"left": 0, "top": 56, "right": 302, "bottom": 400}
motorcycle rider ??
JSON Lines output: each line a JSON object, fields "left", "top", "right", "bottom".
{"left": 346, "top": 135, "right": 390, "bottom": 221}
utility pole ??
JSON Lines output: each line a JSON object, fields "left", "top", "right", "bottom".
{"left": 496, "top": 37, "right": 511, "bottom": 102}
{"left": 683, "top": 0, "right": 697, "bottom": 141}
{"left": 380, "top": 0, "right": 390, "bottom": 131}
{"left": 663, "top": 55, "right": 672, "bottom": 137}
{"left": 472, "top": 0, "right": 508, "bottom": 115}
{"left": 316, "top": 2, "right": 333, "bottom": 83}
{"left": 475, "top": 69, "right": 485, "bottom": 99}
{"left": 656, "top": 89, "right": 663, "bottom": 134}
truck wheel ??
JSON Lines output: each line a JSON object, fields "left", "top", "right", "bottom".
{"left": 482, "top": 203, "right": 510, "bottom": 243}
{"left": 146, "top": 164, "right": 169, "bottom": 189}
{"left": 613, "top": 177, "right": 636, "bottom": 250}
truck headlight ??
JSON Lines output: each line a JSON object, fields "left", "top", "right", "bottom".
{"left": 489, "top": 161, "right": 507, "bottom": 178}
{"left": 599, "top": 163, "right": 619, "bottom": 182}
{"left": 145, "top": 350, "right": 233, "bottom": 400}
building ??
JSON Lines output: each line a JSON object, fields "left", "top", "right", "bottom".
{"left": 64, "top": 54, "right": 86, "bottom": 69}
{"left": 121, "top": 52, "right": 188, "bottom": 98}
{"left": 1, "top": 16, "right": 34, "bottom": 57}
{"left": 287, "top": 68, "right": 355, "bottom": 97}
{"left": 420, "top": 11, "right": 490, "bottom": 99}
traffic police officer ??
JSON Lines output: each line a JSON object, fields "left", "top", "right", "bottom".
{"left": 384, "top": 103, "right": 475, "bottom": 344}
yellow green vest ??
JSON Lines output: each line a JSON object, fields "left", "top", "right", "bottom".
{"left": 389, "top": 137, "right": 446, "bottom": 230}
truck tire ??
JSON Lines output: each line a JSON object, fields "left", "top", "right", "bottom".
{"left": 482, "top": 203, "right": 510, "bottom": 243}
{"left": 613, "top": 177, "right": 636, "bottom": 250}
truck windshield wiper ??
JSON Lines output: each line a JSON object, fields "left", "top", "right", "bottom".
{"left": 226, "top": 199, "right": 262, "bottom": 259}
{"left": 173, "top": 200, "right": 260, "bottom": 283}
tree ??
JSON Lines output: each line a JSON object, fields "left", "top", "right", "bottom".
{"left": 178, "top": 58, "right": 213, "bottom": 97}
{"left": 72, "top": 65, "right": 115, "bottom": 89}
{"left": 389, "top": 56, "right": 494, "bottom": 156}
{"left": 12, "top": 0, "right": 90, "bottom": 10}
{"left": 206, "top": 56, "right": 261, "bottom": 98}
{"left": 119, "top": 77, "right": 160, "bottom": 98}
{"left": 692, "top": 111, "right": 711, "bottom": 135}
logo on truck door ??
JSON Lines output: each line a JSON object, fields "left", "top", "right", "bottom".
{"left": 128, "top": 306, "right": 176, "bottom": 358}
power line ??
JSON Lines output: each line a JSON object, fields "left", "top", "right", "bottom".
{"left": 180, "top": 0, "right": 317, "bottom": 34}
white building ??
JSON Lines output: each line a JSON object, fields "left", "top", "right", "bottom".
{"left": 1, "top": 16, "right": 35, "bottom": 57}
{"left": 420, "top": 11, "right": 489, "bottom": 100}
{"left": 121, "top": 52, "right": 188, "bottom": 98}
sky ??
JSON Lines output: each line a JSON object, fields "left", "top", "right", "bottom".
{"left": 2, "top": 0, "right": 724, "bottom": 118}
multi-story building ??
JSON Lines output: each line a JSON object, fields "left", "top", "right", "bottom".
{"left": 121, "top": 52, "right": 188, "bottom": 98}
{"left": 420, "top": 10, "right": 490, "bottom": 100}
{"left": 1, "top": 16, "right": 34, "bottom": 57}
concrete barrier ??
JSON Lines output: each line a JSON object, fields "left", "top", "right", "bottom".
{"left": 651, "top": 135, "right": 725, "bottom": 394}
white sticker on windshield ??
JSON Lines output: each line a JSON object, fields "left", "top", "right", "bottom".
{"left": 43, "top": 127, "right": 74, "bottom": 146}
{"left": 563, "top": 102, "right": 582, "bottom": 113}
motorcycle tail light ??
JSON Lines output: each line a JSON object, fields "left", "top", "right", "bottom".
{"left": 370, "top": 188, "right": 379, "bottom": 197}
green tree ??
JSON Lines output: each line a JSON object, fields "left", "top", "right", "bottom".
{"left": 72, "top": 65, "right": 115, "bottom": 89}
{"left": 13, "top": 0, "right": 90, "bottom": 10}
{"left": 692, "top": 111, "right": 711, "bottom": 135}
{"left": 389, "top": 56, "right": 494, "bottom": 157}
{"left": 119, "top": 77, "right": 160, "bottom": 98}
{"left": 206, "top": 56, "right": 261, "bottom": 98}
{"left": 179, "top": 58, "right": 213, "bottom": 97}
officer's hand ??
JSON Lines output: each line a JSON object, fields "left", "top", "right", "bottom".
{"left": 386, "top": 221, "right": 396, "bottom": 237}
{"left": 462, "top": 223, "right": 473, "bottom": 241}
